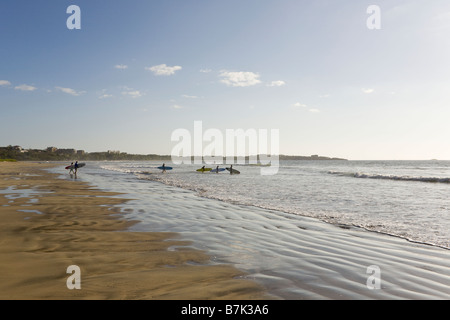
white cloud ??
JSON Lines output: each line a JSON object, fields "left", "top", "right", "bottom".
{"left": 99, "top": 94, "right": 113, "bottom": 99}
{"left": 0, "top": 80, "right": 11, "bottom": 86}
{"left": 292, "top": 103, "right": 320, "bottom": 113}
{"left": 267, "top": 80, "right": 286, "bottom": 87}
{"left": 122, "top": 89, "right": 144, "bottom": 98}
{"left": 172, "top": 104, "right": 183, "bottom": 109}
{"left": 114, "top": 64, "right": 128, "bottom": 70}
{"left": 219, "top": 71, "right": 261, "bottom": 87}
{"left": 97, "top": 89, "right": 113, "bottom": 99}
{"left": 182, "top": 94, "right": 198, "bottom": 99}
{"left": 362, "top": 88, "right": 375, "bottom": 94}
{"left": 292, "top": 102, "right": 307, "bottom": 109}
{"left": 55, "top": 86, "right": 85, "bottom": 96}
{"left": 15, "top": 84, "right": 37, "bottom": 91}
{"left": 146, "top": 64, "right": 182, "bottom": 76}
{"left": 199, "top": 68, "right": 212, "bottom": 73}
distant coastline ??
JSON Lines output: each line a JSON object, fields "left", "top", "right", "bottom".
{"left": 0, "top": 145, "right": 347, "bottom": 162}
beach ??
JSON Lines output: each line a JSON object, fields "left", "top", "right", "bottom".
{"left": 1, "top": 161, "right": 449, "bottom": 300}
{"left": 3, "top": 0, "right": 450, "bottom": 305}
{"left": 0, "top": 162, "right": 268, "bottom": 300}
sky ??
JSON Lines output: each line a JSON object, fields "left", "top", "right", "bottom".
{"left": 1, "top": 0, "right": 450, "bottom": 160}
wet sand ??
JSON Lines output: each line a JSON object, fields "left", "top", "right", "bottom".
{"left": 1, "top": 161, "right": 449, "bottom": 301}
{"left": 0, "top": 162, "right": 268, "bottom": 300}
{"left": 114, "top": 167, "right": 450, "bottom": 300}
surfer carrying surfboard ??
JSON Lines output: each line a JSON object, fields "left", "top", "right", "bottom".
{"left": 68, "top": 162, "right": 74, "bottom": 174}
{"left": 225, "top": 165, "right": 240, "bottom": 175}
{"left": 74, "top": 161, "right": 79, "bottom": 174}
{"left": 162, "top": 163, "right": 166, "bottom": 173}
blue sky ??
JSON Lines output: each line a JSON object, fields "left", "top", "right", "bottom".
{"left": 1, "top": 0, "right": 450, "bottom": 160}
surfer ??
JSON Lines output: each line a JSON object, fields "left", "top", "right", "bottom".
{"left": 68, "top": 162, "right": 74, "bottom": 174}
{"left": 74, "top": 161, "right": 79, "bottom": 175}
{"left": 215, "top": 165, "right": 219, "bottom": 173}
{"left": 229, "top": 164, "right": 233, "bottom": 175}
{"left": 162, "top": 163, "right": 166, "bottom": 173}
{"left": 201, "top": 165, "right": 206, "bottom": 173}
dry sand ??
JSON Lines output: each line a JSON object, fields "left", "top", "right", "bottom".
{"left": 0, "top": 162, "right": 269, "bottom": 300}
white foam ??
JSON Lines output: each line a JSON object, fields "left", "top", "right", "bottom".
{"left": 328, "top": 170, "right": 450, "bottom": 184}
{"left": 99, "top": 161, "right": 450, "bottom": 249}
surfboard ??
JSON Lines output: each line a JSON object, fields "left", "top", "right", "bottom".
{"left": 210, "top": 168, "right": 226, "bottom": 173}
{"left": 158, "top": 166, "right": 173, "bottom": 170}
{"left": 226, "top": 167, "right": 240, "bottom": 174}
{"left": 65, "top": 163, "right": 85, "bottom": 170}
{"left": 197, "top": 168, "right": 212, "bottom": 172}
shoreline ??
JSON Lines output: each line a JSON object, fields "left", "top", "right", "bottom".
{"left": 91, "top": 162, "right": 450, "bottom": 300}
{"left": 0, "top": 161, "right": 269, "bottom": 300}
{"left": 2, "top": 161, "right": 449, "bottom": 300}
{"left": 173, "top": 189, "right": 450, "bottom": 252}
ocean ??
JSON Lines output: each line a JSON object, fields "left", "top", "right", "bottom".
{"left": 50, "top": 160, "right": 450, "bottom": 299}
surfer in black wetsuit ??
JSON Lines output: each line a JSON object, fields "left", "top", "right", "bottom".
{"left": 74, "top": 161, "right": 79, "bottom": 174}
{"left": 215, "top": 165, "right": 219, "bottom": 173}
{"left": 162, "top": 163, "right": 166, "bottom": 173}
{"left": 230, "top": 164, "right": 233, "bottom": 175}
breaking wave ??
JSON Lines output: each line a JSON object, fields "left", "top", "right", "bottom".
{"left": 328, "top": 171, "right": 450, "bottom": 184}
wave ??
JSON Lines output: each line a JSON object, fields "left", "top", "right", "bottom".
{"left": 328, "top": 171, "right": 450, "bottom": 184}
{"left": 137, "top": 171, "right": 450, "bottom": 249}
{"left": 98, "top": 163, "right": 450, "bottom": 249}
{"left": 100, "top": 165, "right": 141, "bottom": 174}
{"left": 100, "top": 166, "right": 161, "bottom": 178}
